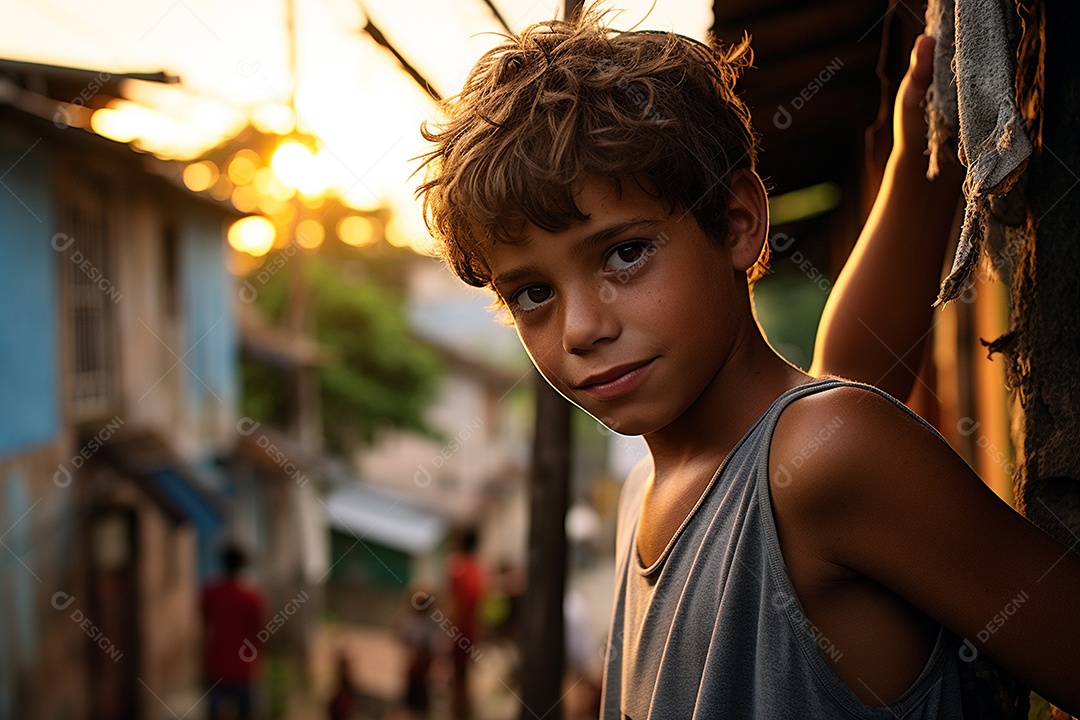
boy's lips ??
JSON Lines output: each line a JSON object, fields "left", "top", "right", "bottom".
{"left": 574, "top": 358, "right": 656, "bottom": 399}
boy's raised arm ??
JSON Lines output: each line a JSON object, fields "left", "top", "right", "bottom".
{"left": 773, "top": 387, "right": 1080, "bottom": 714}
{"left": 809, "top": 35, "right": 964, "bottom": 400}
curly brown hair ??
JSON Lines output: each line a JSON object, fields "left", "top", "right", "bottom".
{"left": 416, "top": 5, "right": 765, "bottom": 290}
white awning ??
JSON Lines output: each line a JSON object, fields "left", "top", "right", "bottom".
{"left": 322, "top": 483, "right": 448, "bottom": 556}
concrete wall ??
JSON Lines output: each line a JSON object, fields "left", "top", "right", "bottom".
{"left": 0, "top": 442, "right": 88, "bottom": 720}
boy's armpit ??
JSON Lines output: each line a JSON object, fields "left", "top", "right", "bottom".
{"left": 771, "top": 385, "right": 1080, "bottom": 714}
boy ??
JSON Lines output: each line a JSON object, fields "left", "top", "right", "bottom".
{"left": 416, "top": 9, "right": 1080, "bottom": 718}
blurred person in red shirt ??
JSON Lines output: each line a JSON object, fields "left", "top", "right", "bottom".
{"left": 201, "top": 543, "right": 267, "bottom": 720}
{"left": 446, "top": 529, "right": 485, "bottom": 720}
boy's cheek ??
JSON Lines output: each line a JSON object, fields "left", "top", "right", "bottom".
{"left": 516, "top": 327, "right": 555, "bottom": 366}
{"left": 527, "top": 352, "right": 565, "bottom": 391}
{"left": 521, "top": 343, "right": 575, "bottom": 396}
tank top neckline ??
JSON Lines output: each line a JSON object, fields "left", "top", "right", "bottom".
{"left": 632, "top": 377, "right": 841, "bottom": 576}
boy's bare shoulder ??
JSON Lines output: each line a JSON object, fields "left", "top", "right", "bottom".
{"left": 769, "top": 383, "right": 1080, "bottom": 713}
{"left": 766, "top": 382, "right": 979, "bottom": 574}
{"left": 769, "top": 383, "right": 940, "bottom": 520}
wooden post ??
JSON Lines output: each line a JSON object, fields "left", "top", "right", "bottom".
{"left": 518, "top": 371, "right": 572, "bottom": 719}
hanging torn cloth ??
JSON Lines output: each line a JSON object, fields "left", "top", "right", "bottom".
{"left": 925, "top": 0, "right": 1032, "bottom": 304}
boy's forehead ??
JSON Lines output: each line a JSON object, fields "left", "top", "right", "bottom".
{"left": 493, "top": 179, "right": 669, "bottom": 257}
{"left": 566, "top": 174, "right": 672, "bottom": 225}
{"left": 478, "top": 174, "right": 620, "bottom": 247}
{"left": 546, "top": 174, "right": 661, "bottom": 227}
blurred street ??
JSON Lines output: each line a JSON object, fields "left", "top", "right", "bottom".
{"left": 277, "top": 558, "right": 615, "bottom": 720}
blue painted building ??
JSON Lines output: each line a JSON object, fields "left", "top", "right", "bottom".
{"left": 0, "top": 59, "right": 241, "bottom": 720}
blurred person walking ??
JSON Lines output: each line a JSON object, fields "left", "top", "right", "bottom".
{"left": 399, "top": 589, "right": 437, "bottom": 719}
{"left": 201, "top": 543, "right": 267, "bottom": 720}
{"left": 327, "top": 651, "right": 358, "bottom": 720}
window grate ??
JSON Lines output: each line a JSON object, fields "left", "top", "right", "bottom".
{"left": 58, "top": 183, "right": 118, "bottom": 419}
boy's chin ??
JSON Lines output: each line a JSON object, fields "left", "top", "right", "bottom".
{"left": 579, "top": 405, "right": 654, "bottom": 438}
{"left": 598, "top": 419, "right": 645, "bottom": 438}
{"left": 548, "top": 383, "right": 658, "bottom": 436}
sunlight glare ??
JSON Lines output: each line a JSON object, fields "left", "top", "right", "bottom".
{"left": 228, "top": 215, "right": 276, "bottom": 257}
{"left": 337, "top": 215, "right": 378, "bottom": 247}
{"left": 296, "top": 218, "right": 325, "bottom": 249}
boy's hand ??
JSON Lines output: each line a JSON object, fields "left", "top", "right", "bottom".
{"left": 894, "top": 34, "right": 934, "bottom": 158}
{"left": 893, "top": 34, "right": 962, "bottom": 181}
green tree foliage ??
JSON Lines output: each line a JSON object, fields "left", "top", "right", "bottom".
{"left": 241, "top": 252, "right": 442, "bottom": 453}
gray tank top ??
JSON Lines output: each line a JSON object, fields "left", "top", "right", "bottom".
{"left": 600, "top": 378, "right": 967, "bottom": 719}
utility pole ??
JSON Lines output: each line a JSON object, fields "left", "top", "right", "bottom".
{"left": 516, "top": 10, "right": 581, "bottom": 720}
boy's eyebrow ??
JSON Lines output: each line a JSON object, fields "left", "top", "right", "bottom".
{"left": 569, "top": 218, "right": 663, "bottom": 256}
{"left": 491, "top": 218, "right": 664, "bottom": 289}
{"left": 491, "top": 264, "right": 545, "bottom": 292}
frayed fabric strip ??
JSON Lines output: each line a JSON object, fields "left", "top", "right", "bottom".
{"left": 924, "top": 0, "right": 1033, "bottom": 305}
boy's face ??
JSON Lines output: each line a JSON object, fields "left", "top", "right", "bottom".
{"left": 484, "top": 175, "right": 756, "bottom": 436}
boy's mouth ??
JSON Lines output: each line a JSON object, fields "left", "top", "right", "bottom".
{"left": 574, "top": 358, "right": 656, "bottom": 399}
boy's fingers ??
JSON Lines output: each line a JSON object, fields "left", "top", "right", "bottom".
{"left": 905, "top": 33, "right": 935, "bottom": 94}
{"left": 893, "top": 34, "right": 935, "bottom": 149}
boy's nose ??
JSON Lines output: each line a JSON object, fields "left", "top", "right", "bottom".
{"left": 562, "top": 283, "right": 620, "bottom": 354}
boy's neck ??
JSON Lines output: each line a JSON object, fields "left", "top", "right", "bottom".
{"left": 643, "top": 324, "right": 809, "bottom": 484}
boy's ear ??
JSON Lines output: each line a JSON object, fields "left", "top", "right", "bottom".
{"left": 723, "top": 169, "right": 769, "bottom": 273}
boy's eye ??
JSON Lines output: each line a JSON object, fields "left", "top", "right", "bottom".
{"left": 605, "top": 241, "right": 651, "bottom": 272}
{"left": 513, "top": 285, "right": 553, "bottom": 312}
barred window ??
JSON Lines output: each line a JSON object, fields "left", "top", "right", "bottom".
{"left": 57, "top": 181, "right": 119, "bottom": 419}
